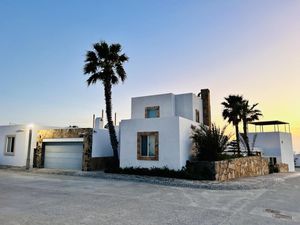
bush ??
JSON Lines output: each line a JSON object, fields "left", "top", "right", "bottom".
{"left": 105, "top": 166, "right": 190, "bottom": 179}
{"left": 190, "top": 123, "right": 232, "bottom": 161}
{"left": 269, "top": 163, "right": 279, "bottom": 173}
{"left": 105, "top": 164, "right": 221, "bottom": 180}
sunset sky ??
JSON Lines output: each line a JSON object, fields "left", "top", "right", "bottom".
{"left": 0, "top": 1, "right": 299, "bottom": 152}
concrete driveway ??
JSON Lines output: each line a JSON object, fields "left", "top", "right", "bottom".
{"left": 0, "top": 170, "right": 300, "bottom": 225}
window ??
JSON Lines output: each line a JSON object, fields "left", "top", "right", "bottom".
{"left": 137, "top": 132, "right": 159, "bottom": 160}
{"left": 5, "top": 136, "right": 15, "bottom": 155}
{"left": 195, "top": 109, "right": 200, "bottom": 123}
{"left": 145, "top": 106, "right": 160, "bottom": 118}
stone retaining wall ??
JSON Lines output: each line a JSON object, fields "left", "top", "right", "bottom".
{"left": 187, "top": 156, "right": 269, "bottom": 181}
{"left": 215, "top": 156, "right": 269, "bottom": 181}
{"left": 275, "top": 163, "right": 289, "bottom": 173}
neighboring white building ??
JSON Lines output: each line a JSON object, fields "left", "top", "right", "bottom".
{"left": 0, "top": 124, "right": 52, "bottom": 168}
{"left": 248, "top": 121, "right": 295, "bottom": 172}
{"left": 119, "top": 90, "right": 211, "bottom": 170}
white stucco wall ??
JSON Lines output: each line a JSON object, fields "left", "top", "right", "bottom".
{"left": 0, "top": 124, "right": 51, "bottom": 167}
{"left": 120, "top": 117, "right": 182, "bottom": 170}
{"left": 178, "top": 117, "right": 198, "bottom": 167}
{"left": 119, "top": 117, "right": 196, "bottom": 170}
{"left": 248, "top": 132, "right": 281, "bottom": 157}
{"left": 174, "top": 93, "right": 203, "bottom": 122}
{"left": 279, "top": 132, "right": 295, "bottom": 172}
{"left": 248, "top": 132, "right": 295, "bottom": 172}
{"left": 131, "top": 92, "right": 202, "bottom": 123}
{"left": 131, "top": 93, "right": 175, "bottom": 119}
{"left": 92, "top": 128, "right": 116, "bottom": 157}
{"left": 175, "top": 94, "right": 194, "bottom": 121}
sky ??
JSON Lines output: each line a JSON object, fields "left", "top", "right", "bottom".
{"left": 0, "top": 0, "right": 299, "bottom": 152}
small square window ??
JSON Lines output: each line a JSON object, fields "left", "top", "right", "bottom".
{"left": 5, "top": 136, "right": 15, "bottom": 155}
{"left": 137, "top": 132, "right": 159, "bottom": 160}
{"left": 195, "top": 109, "right": 200, "bottom": 123}
{"left": 145, "top": 106, "right": 160, "bottom": 118}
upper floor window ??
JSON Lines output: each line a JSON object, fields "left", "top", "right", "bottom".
{"left": 195, "top": 109, "right": 200, "bottom": 123}
{"left": 145, "top": 106, "right": 160, "bottom": 118}
{"left": 137, "top": 132, "right": 159, "bottom": 160}
{"left": 5, "top": 136, "right": 15, "bottom": 155}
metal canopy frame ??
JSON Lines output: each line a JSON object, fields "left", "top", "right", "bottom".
{"left": 250, "top": 120, "right": 290, "bottom": 133}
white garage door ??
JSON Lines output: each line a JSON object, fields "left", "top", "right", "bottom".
{"left": 44, "top": 142, "right": 83, "bottom": 170}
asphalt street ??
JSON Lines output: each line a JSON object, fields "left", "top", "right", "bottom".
{"left": 0, "top": 169, "right": 299, "bottom": 225}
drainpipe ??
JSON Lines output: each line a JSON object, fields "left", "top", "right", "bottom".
{"left": 26, "top": 124, "right": 33, "bottom": 170}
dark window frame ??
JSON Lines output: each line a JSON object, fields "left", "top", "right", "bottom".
{"left": 5, "top": 135, "right": 16, "bottom": 156}
{"left": 137, "top": 131, "right": 159, "bottom": 161}
{"left": 145, "top": 106, "right": 160, "bottom": 118}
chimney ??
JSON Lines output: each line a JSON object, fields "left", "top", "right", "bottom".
{"left": 200, "top": 89, "right": 211, "bottom": 127}
{"left": 95, "top": 117, "right": 104, "bottom": 129}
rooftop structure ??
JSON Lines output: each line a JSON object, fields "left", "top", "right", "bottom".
{"left": 250, "top": 120, "right": 291, "bottom": 133}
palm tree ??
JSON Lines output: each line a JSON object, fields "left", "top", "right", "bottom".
{"left": 84, "top": 41, "right": 129, "bottom": 166}
{"left": 221, "top": 95, "right": 244, "bottom": 156}
{"left": 241, "top": 100, "right": 262, "bottom": 156}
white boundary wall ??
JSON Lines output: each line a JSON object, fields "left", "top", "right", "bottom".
{"left": 249, "top": 132, "right": 295, "bottom": 172}
{"left": 92, "top": 127, "right": 116, "bottom": 158}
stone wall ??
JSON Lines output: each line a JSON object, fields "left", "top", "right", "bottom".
{"left": 187, "top": 156, "right": 269, "bottom": 181}
{"left": 215, "top": 156, "right": 269, "bottom": 181}
{"left": 275, "top": 163, "right": 289, "bottom": 173}
{"left": 34, "top": 128, "right": 93, "bottom": 171}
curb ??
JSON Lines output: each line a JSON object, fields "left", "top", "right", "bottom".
{"left": 26, "top": 168, "right": 300, "bottom": 190}
{"left": 1, "top": 168, "right": 299, "bottom": 190}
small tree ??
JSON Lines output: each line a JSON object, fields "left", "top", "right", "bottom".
{"left": 191, "top": 123, "right": 231, "bottom": 161}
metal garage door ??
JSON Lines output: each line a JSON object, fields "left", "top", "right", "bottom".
{"left": 44, "top": 142, "right": 83, "bottom": 170}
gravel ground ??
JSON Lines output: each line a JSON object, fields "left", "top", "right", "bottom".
{"left": 10, "top": 167, "right": 300, "bottom": 190}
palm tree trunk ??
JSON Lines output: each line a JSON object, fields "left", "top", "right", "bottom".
{"left": 104, "top": 82, "right": 119, "bottom": 167}
{"left": 235, "top": 124, "right": 241, "bottom": 156}
{"left": 243, "top": 120, "right": 251, "bottom": 156}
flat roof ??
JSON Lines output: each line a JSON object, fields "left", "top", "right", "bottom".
{"left": 250, "top": 120, "right": 289, "bottom": 126}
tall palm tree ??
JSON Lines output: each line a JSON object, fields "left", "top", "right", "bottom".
{"left": 84, "top": 41, "right": 129, "bottom": 166}
{"left": 221, "top": 95, "right": 244, "bottom": 156}
{"left": 241, "top": 100, "right": 262, "bottom": 156}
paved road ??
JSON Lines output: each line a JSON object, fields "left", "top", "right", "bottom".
{"left": 0, "top": 170, "right": 299, "bottom": 225}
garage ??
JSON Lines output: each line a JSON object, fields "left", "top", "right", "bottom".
{"left": 44, "top": 140, "right": 83, "bottom": 170}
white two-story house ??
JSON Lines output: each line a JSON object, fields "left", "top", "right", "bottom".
{"left": 119, "top": 89, "right": 211, "bottom": 170}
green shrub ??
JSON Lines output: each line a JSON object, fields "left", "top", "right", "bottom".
{"left": 269, "top": 163, "right": 279, "bottom": 173}
{"left": 190, "top": 123, "right": 232, "bottom": 161}
{"left": 105, "top": 165, "right": 217, "bottom": 180}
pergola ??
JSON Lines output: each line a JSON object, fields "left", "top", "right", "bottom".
{"left": 250, "top": 120, "right": 290, "bottom": 133}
